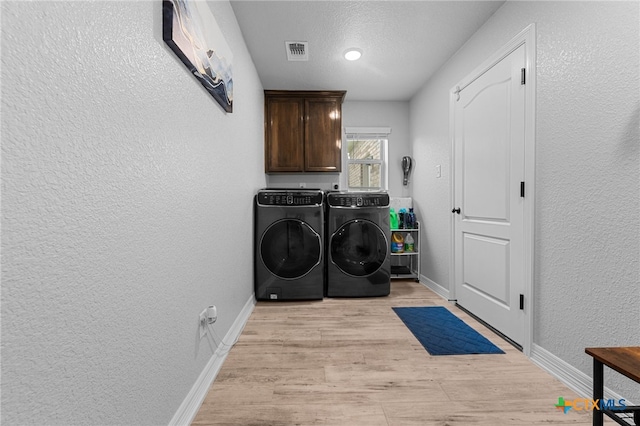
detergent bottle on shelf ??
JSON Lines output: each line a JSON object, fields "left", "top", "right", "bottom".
{"left": 407, "top": 208, "right": 416, "bottom": 229}
{"left": 404, "top": 233, "right": 415, "bottom": 252}
{"left": 398, "top": 208, "right": 407, "bottom": 229}
{"left": 390, "top": 208, "right": 399, "bottom": 229}
{"left": 391, "top": 232, "right": 404, "bottom": 253}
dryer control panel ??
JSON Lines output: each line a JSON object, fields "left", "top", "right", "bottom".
{"left": 257, "top": 190, "right": 324, "bottom": 206}
{"left": 327, "top": 192, "right": 390, "bottom": 208}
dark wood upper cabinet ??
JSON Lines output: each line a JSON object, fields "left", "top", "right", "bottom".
{"left": 265, "top": 96, "right": 305, "bottom": 172}
{"left": 265, "top": 90, "right": 346, "bottom": 173}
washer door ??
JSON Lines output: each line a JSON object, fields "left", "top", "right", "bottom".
{"left": 260, "top": 219, "right": 322, "bottom": 279}
{"left": 330, "top": 219, "right": 388, "bottom": 277}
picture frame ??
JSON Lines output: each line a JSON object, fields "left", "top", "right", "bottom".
{"left": 163, "top": 0, "right": 233, "bottom": 113}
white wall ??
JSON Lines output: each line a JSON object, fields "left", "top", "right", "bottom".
{"left": 411, "top": 1, "right": 639, "bottom": 401}
{"left": 1, "top": 1, "right": 265, "bottom": 424}
{"left": 267, "top": 101, "right": 411, "bottom": 196}
{"left": 343, "top": 101, "right": 411, "bottom": 197}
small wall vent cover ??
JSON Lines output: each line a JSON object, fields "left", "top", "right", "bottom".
{"left": 285, "top": 41, "right": 308, "bottom": 61}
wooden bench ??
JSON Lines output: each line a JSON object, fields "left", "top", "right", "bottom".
{"left": 585, "top": 347, "right": 640, "bottom": 426}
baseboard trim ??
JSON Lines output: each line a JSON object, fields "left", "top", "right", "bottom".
{"left": 169, "top": 294, "right": 256, "bottom": 426}
{"left": 419, "top": 274, "right": 450, "bottom": 300}
{"left": 530, "top": 343, "right": 632, "bottom": 404}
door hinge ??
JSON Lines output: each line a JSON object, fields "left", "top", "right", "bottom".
{"left": 520, "top": 181, "right": 525, "bottom": 198}
{"left": 519, "top": 294, "right": 525, "bottom": 310}
{"left": 521, "top": 68, "right": 526, "bottom": 85}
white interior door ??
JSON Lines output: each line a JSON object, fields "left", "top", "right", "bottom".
{"left": 453, "top": 44, "right": 527, "bottom": 346}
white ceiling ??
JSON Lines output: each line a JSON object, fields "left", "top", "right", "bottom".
{"left": 229, "top": 1, "right": 505, "bottom": 101}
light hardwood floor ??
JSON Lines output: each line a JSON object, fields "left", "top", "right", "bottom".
{"left": 193, "top": 280, "right": 598, "bottom": 425}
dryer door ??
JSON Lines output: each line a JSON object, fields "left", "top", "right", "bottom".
{"left": 330, "top": 219, "right": 388, "bottom": 277}
{"left": 260, "top": 219, "right": 322, "bottom": 279}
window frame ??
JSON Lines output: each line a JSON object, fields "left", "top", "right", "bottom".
{"left": 344, "top": 127, "right": 390, "bottom": 191}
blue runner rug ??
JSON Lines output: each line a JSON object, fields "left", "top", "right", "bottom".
{"left": 392, "top": 306, "right": 505, "bottom": 355}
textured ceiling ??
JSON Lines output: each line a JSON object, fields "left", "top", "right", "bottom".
{"left": 230, "top": 1, "right": 505, "bottom": 101}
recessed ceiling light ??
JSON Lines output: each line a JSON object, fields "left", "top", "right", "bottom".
{"left": 344, "top": 48, "right": 362, "bottom": 61}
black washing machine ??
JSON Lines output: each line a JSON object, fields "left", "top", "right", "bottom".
{"left": 254, "top": 189, "right": 324, "bottom": 300}
{"left": 326, "top": 191, "right": 391, "bottom": 297}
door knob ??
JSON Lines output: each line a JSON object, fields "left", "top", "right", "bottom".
{"left": 451, "top": 208, "right": 461, "bottom": 214}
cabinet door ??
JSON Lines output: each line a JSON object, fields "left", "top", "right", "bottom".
{"left": 265, "top": 97, "right": 304, "bottom": 172}
{"left": 304, "top": 97, "right": 342, "bottom": 172}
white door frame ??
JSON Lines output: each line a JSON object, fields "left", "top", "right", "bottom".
{"left": 449, "top": 24, "right": 536, "bottom": 356}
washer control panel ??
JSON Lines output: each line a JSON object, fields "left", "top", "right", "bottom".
{"left": 257, "top": 190, "right": 324, "bottom": 206}
{"left": 327, "top": 192, "right": 390, "bottom": 208}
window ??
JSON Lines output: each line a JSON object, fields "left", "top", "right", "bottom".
{"left": 344, "top": 127, "right": 390, "bottom": 191}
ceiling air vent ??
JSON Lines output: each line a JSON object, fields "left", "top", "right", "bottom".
{"left": 285, "top": 41, "right": 309, "bottom": 61}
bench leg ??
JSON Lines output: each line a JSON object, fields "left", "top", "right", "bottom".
{"left": 593, "top": 359, "right": 603, "bottom": 426}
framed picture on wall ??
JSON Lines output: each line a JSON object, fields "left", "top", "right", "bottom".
{"left": 163, "top": 0, "right": 233, "bottom": 113}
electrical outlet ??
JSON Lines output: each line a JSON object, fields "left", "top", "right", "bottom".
{"left": 331, "top": 182, "right": 339, "bottom": 190}
{"left": 299, "top": 182, "right": 306, "bottom": 188}
{"left": 199, "top": 309, "right": 207, "bottom": 339}
{"left": 207, "top": 305, "right": 217, "bottom": 324}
